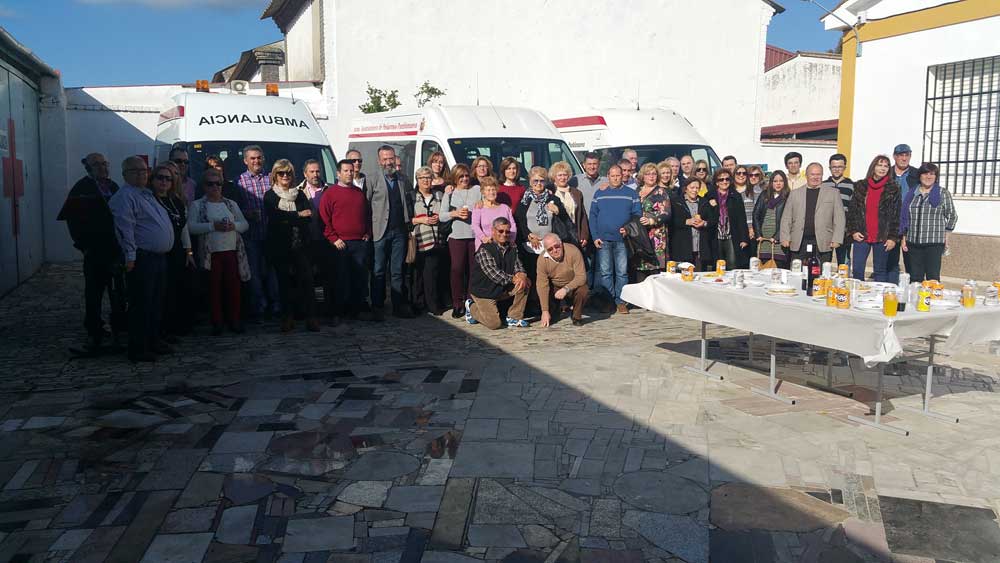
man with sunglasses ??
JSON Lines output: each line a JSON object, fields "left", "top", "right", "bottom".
{"left": 537, "top": 233, "right": 588, "bottom": 327}
{"left": 59, "top": 153, "right": 125, "bottom": 352}
{"left": 169, "top": 147, "right": 197, "bottom": 203}
{"left": 109, "top": 157, "right": 175, "bottom": 362}
{"left": 345, "top": 149, "right": 366, "bottom": 189}
{"left": 467, "top": 217, "right": 530, "bottom": 329}
{"left": 821, "top": 153, "right": 855, "bottom": 265}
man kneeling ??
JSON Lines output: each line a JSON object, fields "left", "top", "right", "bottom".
{"left": 466, "top": 217, "right": 531, "bottom": 328}
{"left": 537, "top": 234, "right": 588, "bottom": 327}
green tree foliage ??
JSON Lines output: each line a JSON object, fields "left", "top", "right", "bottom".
{"left": 414, "top": 81, "right": 446, "bottom": 108}
{"left": 359, "top": 83, "right": 401, "bottom": 113}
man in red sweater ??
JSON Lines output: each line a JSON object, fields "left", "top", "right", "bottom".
{"left": 321, "top": 160, "right": 374, "bottom": 321}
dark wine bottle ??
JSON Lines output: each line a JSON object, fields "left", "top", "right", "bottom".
{"left": 805, "top": 244, "right": 821, "bottom": 296}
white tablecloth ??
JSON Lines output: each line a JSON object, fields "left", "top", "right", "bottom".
{"left": 621, "top": 274, "right": 1000, "bottom": 365}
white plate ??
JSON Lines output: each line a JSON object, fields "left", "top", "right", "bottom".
{"left": 765, "top": 284, "right": 795, "bottom": 291}
{"left": 766, "top": 290, "right": 798, "bottom": 297}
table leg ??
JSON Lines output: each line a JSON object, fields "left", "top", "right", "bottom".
{"left": 848, "top": 363, "right": 909, "bottom": 436}
{"left": 684, "top": 321, "right": 724, "bottom": 381}
{"left": 805, "top": 348, "right": 854, "bottom": 398}
{"left": 751, "top": 338, "right": 796, "bottom": 404}
{"left": 899, "top": 336, "right": 959, "bottom": 423}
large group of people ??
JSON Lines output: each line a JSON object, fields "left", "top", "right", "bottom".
{"left": 59, "top": 142, "right": 958, "bottom": 362}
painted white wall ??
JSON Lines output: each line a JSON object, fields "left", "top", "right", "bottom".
{"left": 317, "top": 0, "right": 777, "bottom": 160}
{"left": 760, "top": 56, "right": 841, "bottom": 126}
{"left": 849, "top": 15, "right": 1000, "bottom": 236}
{"left": 285, "top": 1, "right": 319, "bottom": 82}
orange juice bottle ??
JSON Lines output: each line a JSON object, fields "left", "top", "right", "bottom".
{"left": 883, "top": 289, "right": 898, "bottom": 317}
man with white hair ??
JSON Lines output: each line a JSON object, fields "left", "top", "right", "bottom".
{"left": 536, "top": 233, "right": 588, "bottom": 327}
{"left": 780, "top": 162, "right": 845, "bottom": 263}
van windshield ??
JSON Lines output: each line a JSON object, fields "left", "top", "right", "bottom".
{"left": 590, "top": 145, "right": 722, "bottom": 175}
{"left": 180, "top": 141, "right": 338, "bottom": 188}
{"left": 448, "top": 138, "right": 582, "bottom": 181}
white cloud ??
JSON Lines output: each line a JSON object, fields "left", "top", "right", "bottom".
{"left": 76, "top": 0, "right": 261, "bottom": 8}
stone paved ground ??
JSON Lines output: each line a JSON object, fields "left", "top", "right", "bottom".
{"left": 2, "top": 264, "right": 1000, "bottom": 563}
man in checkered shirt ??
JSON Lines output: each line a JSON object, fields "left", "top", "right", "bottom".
{"left": 238, "top": 145, "right": 280, "bottom": 319}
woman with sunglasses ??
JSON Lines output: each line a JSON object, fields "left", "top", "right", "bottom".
{"left": 747, "top": 166, "right": 766, "bottom": 192}
{"left": 440, "top": 163, "right": 480, "bottom": 318}
{"left": 151, "top": 164, "right": 194, "bottom": 340}
{"left": 693, "top": 159, "right": 712, "bottom": 197}
{"left": 633, "top": 163, "right": 672, "bottom": 282}
{"left": 427, "top": 151, "right": 450, "bottom": 191}
{"left": 752, "top": 170, "right": 789, "bottom": 268}
{"left": 263, "top": 160, "right": 318, "bottom": 332}
{"left": 733, "top": 164, "right": 761, "bottom": 266}
{"left": 709, "top": 168, "right": 750, "bottom": 270}
{"left": 188, "top": 168, "right": 250, "bottom": 334}
{"left": 497, "top": 156, "right": 526, "bottom": 208}
{"left": 515, "top": 166, "right": 569, "bottom": 312}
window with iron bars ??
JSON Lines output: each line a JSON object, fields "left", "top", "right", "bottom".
{"left": 922, "top": 55, "right": 1000, "bottom": 197}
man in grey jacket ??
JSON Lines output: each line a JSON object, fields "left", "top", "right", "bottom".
{"left": 367, "top": 145, "right": 415, "bottom": 318}
{"left": 780, "top": 163, "right": 846, "bottom": 263}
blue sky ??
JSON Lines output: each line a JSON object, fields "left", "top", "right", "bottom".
{"left": 0, "top": 0, "right": 842, "bottom": 88}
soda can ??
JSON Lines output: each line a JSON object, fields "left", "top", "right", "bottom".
{"left": 838, "top": 264, "right": 849, "bottom": 278}
{"left": 666, "top": 260, "right": 677, "bottom": 273}
{"left": 836, "top": 286, "right": 851, "bottom": 309}
{"left": 917, "top": 286, "right": 932, "bottom": 312}
{"left": 749, "top": 257, "right": 760, "bottom": 272}
{"left": 716, "top": 260, "right": 727, "bottom": 275}
{"left": 791, "top": 259, "right": 802, "bottom": 273}
{"left": 826, "top": 281, "right": 838, "bottom": 307}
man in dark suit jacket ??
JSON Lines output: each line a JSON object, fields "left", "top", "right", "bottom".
{"left": 57, "top": 153, "right": 126, "bottom": 351}
{"left": 366, "top": 145, "right": 415, "bottom": 318}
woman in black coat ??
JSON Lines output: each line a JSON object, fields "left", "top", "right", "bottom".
{"left": 264, "top": 159, "right": 318, "bottom": 332}
{"left": 670, "top": 179, "right": 717, "bottom": 271}
{"left": 845, "top": 155, "right": 901, "bottom": 282}
{"left": 707, "top": 169, "right": 750, "bottom": 270}
{"left": 514, "top": 166, "right": 571, "bottom": 313}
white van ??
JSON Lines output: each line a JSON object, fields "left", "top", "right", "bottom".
{"left": 347, "top": 105, "right": 582, "bottom": 182}
{"left": 553, "top": 108, "right": 722, "bottom": 172}
{"left": 155, "top": 91, "right": 337, "bottom": 186}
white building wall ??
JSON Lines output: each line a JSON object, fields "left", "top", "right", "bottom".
{"left": 323, "top": 0, "right": 777, "bottom": 159}
{"left": 285, "top": 1, "right": 319, "bottom": 82}
{"left": 849, "top": 15, "right": 1000, "bottom": 236}
{"left": 760, "top": 56, "right": 841, "bottom": 126}
{"left": 756, "top": 143, "right": 840, "bottom": 174}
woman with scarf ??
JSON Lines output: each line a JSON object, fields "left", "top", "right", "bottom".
{"left": 752, "top": 170, "right": 790, "bottom": 268}
{"left": 264, "top": 159, "right": 318, "bottom": 332}
{"left": 411, "top": 166, "right": 447, "bottom": 315}
{"left": 548, "top": 161, "right": 589, "bottom": 250}
{"left": 514, "top": 166, "right": 569, "bottom": 312}
{"left": 152, "top": 163, "right": 194, "bottom": 340}
{"left": 634, "top": 163, "right": 672, "bottom": 281}
{"left": 846, "top": 155, "right": 902, "bottom": 282}
{"left": 708, "top": 168, "right": 749, "bottom": 271}
{"left": 900, "top": 162, "right": 957, "bottom": 282}
{"left": 188, "top": 168, "right": 250, "bottom": 335}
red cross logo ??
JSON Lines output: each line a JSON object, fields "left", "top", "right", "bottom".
{"left": 2, "top": 118, "right": 24, "bottom": 236}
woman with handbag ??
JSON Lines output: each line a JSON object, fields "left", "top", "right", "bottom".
{"left": 188, "top": 168, "right": 250, "bottom": 335}
{"left": 634, "top": 163, "right": 671, "bottom": 282}
{"left": 410, "top": 166, "right": 448, "bottom": 315}
{"left": 752, "top": 170, "right": 790, "bottom": 269}
{"left": 264, "top": 160, "right": 318, "bottom": 332}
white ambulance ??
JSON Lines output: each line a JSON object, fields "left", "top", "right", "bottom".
{"left": 155, "top": 89, "right": 337, "bottom": 185}
{"left": 346, "top": 105, "right": 582, "bottom": 182}
{"left": 553, "top": 108, "right": 722, "bottom": 172}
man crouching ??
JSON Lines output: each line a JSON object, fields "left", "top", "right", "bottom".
{"left": 465, "top": 217, "right": 531, "bottom": 329}
{"left": 537, "top": 233, "right": 588, "bottom": 327}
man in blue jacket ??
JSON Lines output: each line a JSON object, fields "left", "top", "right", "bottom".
{"left": 889, "top": 143, "right": 920, "bottom": 283}
{"left": 589, "top": 165, "right": 641, "bottom": 314}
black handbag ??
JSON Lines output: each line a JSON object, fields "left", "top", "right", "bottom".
{"left": 623, "top": 217, "right": 657, "bottom": 263}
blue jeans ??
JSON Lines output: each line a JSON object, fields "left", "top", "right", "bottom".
{"left": 244, "top": 237, "right": 280, "bottom": 315}
{"left": 597, "top": 240, "right": 629, "bottom": 305}
{"left": 835, "top": 242, "right": 850, "bottom": 266}
{"left": 372, "top": 227, "right": 408, "bottom": 308}
{"left": 336, "top": 240, "right": 371, "bottom": 314}
{"left": 851, "top": 241, "right": 892, "bottom": 282}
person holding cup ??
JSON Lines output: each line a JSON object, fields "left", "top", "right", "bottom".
{"left": 440, "top": 163, "right": 480, "bottom": 318}
{"left": 670, "top": 178, "right": 716, "bottom": 271}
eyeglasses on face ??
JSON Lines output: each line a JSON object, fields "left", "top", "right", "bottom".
{"left": 416, "top": 176, "right": 432, "bottom": 181}
{"left": 347, "top": 158, "right": 362, "bottom": 164}
{"left": 457, "top": 174, "right": 470, "bottom": 179}
{"left": 494, "top": 228, "right": 511, "bottom": 234}
{"left": 205, "top": 181, "right": 223, "bottom": 187}
{"left": 530, "top": 179, "right": 546, "bottom": 185}
{"left": 153, "top": 174, "right": 173, "bottom": 182}
{"left": 696, "top": 168, "right": 708, "bottom": 173}
{"left": 735, "top": 171, "right": 747, "bottom": 176}
{"left": 545, "top": 244, "right": 562, "bottom": 251}
{"left": 716, "top": 178, "right": 732, "bottom": 184}
{"left": 749, "top": 173, "right": 762, "bottom": 178}
{"left": 276, "top": 171, "right": 292, "bottom": 177}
